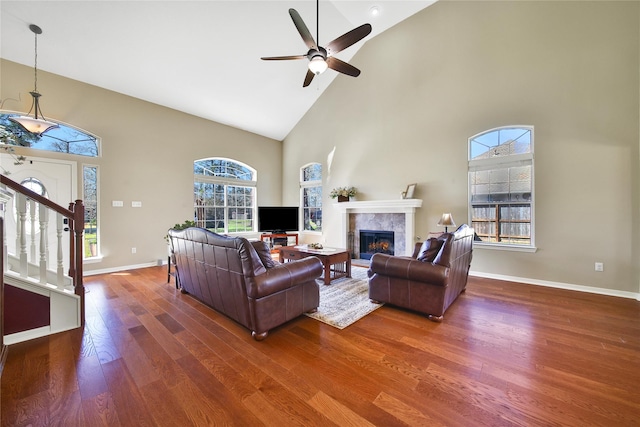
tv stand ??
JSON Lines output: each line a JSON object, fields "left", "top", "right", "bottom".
{"left": 260, "top": 233, "right": 298, "bottom": 253}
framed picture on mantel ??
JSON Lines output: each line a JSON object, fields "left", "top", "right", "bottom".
{"left": 402, "top": 183, "right": 416, "bottom": 199}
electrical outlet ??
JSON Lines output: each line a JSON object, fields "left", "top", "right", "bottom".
{"left": 131, "top": 247, "right": 136, "bottom": 254}
{"left": 595, "top": 262, "right": 604, "bottom": 272}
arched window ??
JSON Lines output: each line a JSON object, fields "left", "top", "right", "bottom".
{"left": 0, "top": 113, "right": 99, "bottom": 157}
{"left": 13, "top": 177, "right": 48, "bottom": 234}
{"left": 194, "top": 158, "right": 256, "bottom": 233}
{"left": 468, "top": 126, "right": 535, "bottom": 249}
{"left": 300, "top": 163, "right": 322, "bottom": 232}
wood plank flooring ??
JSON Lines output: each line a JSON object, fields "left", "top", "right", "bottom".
{"left": 2, "top": 265, "right": 639, "bottom": 426}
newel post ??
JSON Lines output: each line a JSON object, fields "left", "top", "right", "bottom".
{"left": 70, "top": 200, "right": 85, "bottom": 326}
{"left": 0, "top": 188, "right": 14, "bottom": 360}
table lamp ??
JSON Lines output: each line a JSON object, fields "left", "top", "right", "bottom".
{"left": 437, "top": 213, "right": 456, "bottom": 233}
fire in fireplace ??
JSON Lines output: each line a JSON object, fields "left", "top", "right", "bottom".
{"left": 359, "top": 230, "right": 394, "bottom": 260}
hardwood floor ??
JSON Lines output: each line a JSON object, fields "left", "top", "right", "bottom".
{"left": 2, "top": 265, "right": 639, "bottom": 426}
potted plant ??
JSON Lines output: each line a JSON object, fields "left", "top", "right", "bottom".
{"left": 330, "top": 186, "right": 357, "bottom": 202}
{"left": 165, "top": 219, "right": 196, "bottom": 243}
{"left": 88, "top": 239, "right": 97, "bottom": 257}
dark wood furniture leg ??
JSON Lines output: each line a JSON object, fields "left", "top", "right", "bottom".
{"left": 322, "top": 258, "right": 331, "bottom": 285}
{"left": 168, "top": 255, "right": 179, "bottom": 289}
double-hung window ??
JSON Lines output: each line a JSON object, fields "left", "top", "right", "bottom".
{"left": 194, "top": 158, "right": 256, "bottom": 233}
{"left": 300, "top": 163, "right": 322, "bottom": 232}
{"left": 468, "top": 126, "right": 535, "bottom": 249}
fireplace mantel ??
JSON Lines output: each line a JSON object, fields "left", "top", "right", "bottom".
{"left": 334, "top": 199, "right": 423, "bottom": 256}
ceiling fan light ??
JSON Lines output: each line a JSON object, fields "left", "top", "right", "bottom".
{"left": 308, "top": 56, "right": 328, "bottom": 75}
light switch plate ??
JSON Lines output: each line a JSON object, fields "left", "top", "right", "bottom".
{"left": 112, "top": 200, "right": 123, "bottom": 207}
{"left": 131, "top": 201, "right": 142, "bottom": 208}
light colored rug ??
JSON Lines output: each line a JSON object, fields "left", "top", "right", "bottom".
{"left": 305, "top": 266, "right": 384, "bottom": 329}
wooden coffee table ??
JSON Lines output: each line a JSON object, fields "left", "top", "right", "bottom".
{"left": 279, "top": 246, "right": 351, "bottom": 285}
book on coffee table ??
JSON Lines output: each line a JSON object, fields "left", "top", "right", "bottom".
{"left": 295, "top": 245, "right": 337, "bottom": 253}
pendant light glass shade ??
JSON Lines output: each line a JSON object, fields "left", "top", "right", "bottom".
{"left": 9, "top": 24, "right": 58, "bottom": 136}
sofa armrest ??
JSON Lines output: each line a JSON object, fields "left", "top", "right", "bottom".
{"left": 247, "top": 256, "right": 323, "bottom": 299}
{"left": 368, "top": 253, "right": 449, "bottom": 286}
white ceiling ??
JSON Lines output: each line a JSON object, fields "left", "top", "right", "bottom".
{"left": 1, "top": 1, "right": 435, "bottom": 141}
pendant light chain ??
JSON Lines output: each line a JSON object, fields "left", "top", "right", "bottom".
{"left": 33, "top": 28, "right": 38, "bottom": 93}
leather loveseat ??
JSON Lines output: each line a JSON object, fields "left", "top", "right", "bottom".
{"left": 168, "top": 227, "right": 323, "bottom": 340}
{"left": 367, "top": 224, "right": 474, "bottom": 321}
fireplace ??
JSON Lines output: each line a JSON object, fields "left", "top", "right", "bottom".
{"left": 334, "top": 199, "right": 422, "bottom": 257}
{"left": 359, "top": 230, "right": 394, "bottom": 260}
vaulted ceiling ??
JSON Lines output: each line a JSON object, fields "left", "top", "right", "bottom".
{"left": 1, "top": 1, "right": 435, "bottom": 141}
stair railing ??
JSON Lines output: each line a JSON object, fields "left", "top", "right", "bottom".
{"left": 0, "top": 174, "right": 84, "bottom": 326}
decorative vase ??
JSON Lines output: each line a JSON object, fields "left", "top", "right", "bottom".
{"left": 337, "top": 195, "right": 349, "bottom": 202}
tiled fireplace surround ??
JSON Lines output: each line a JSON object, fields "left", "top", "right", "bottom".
{"left": 334, "top": 199, "right": 423, "bottom": 258}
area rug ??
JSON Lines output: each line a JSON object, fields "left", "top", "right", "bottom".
{"left": 305, "top": 266, "right": 384, "bottom": 329}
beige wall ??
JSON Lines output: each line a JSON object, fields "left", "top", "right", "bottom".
{"left": 1, "top": 59, "right": 283, "bottom": 272}
{"left": 284, "top": 1, "right": 640, "bottom": 294}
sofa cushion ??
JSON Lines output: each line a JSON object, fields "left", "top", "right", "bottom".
{"left": 417, "top": 238, "right": 443, "bottom": 262}
{"left": 433, "top": 233, "right": 453, "bottom": 266}
{"left": 251, "top": 240, "right": 277, "bottom": 268}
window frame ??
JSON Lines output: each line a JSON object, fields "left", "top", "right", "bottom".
{"left": 468, "top": 126, "right": 536, "bottom": 252}
{"left": 83, "top": 164, "right": 100, "bottom": 260}
{"left": 193, "top": 158, "right": 257, "bottom": 235}
{"left": 300, "top": 163, "right": 322, "bottom": 233}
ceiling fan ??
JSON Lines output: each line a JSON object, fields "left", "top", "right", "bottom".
{"left": 261, "top": 0, "right": 372, "bottom": 87}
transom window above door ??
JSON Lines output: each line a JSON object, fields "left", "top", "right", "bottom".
{"left": 0, "top": 113, "right": 99, "bottom": 157}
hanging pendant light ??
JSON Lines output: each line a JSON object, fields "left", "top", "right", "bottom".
{"left": 9, "top": 24, "right": 58, "bottom": 135}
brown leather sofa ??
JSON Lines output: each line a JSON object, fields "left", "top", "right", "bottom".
{"left": 367, "top": 224, "right": 474, "bottom": 321}
{"left": 168, "top": 227, "right": 323, "bottom": 340}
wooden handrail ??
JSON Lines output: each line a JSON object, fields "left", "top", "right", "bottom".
{"left": 0, "top": 175, "right": 74, "bottom": 218}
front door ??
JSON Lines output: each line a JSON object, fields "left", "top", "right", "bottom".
{"left": 1, "top": 153, "right": 77, "bottom": 271}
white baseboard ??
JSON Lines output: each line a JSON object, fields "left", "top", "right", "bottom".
{"left": 83, "top": 261, "right": 161, "bottom": 276}
{"left": 470, "top": 270, "right": 640, "bottom": 301}
{"left": 4, "top": 324, "right": 79, "bottom": 346}
{"left": 83, "top": 263, "right": 640, "bottom": 301}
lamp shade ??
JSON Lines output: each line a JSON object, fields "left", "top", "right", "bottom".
{"left": 437, "top": 213, "right": 456, "bottom": 230}
{"left": 308, "top": 56, "right": 328, "bottom": 75}
{"left": 10, "top": 115, "right": 58, "bottom": 135}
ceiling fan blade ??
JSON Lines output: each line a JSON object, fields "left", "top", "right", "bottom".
{"left": 326, "top": 23, "right": 372, "bottom": 56}
{"left": 326, "top": 57, "right": 361, "bottom": 77}
{"left": 289, "top": 8, "right": 317, "bottom": 50}
{"left": 303, "top": 69, "right": 315, "bottom": 87}
{"left": 261, "top": 55, "right": 307, "bottom": 61}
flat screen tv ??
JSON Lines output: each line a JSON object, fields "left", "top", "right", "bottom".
{"left": 258, "top": 206, "right": 299, "bottom": 233}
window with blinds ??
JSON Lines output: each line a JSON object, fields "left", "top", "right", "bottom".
{"left": 468, "top": 127, "right": 535, "bottom": 248}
